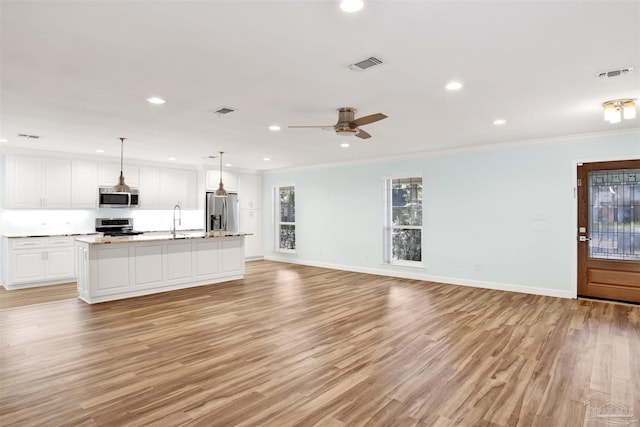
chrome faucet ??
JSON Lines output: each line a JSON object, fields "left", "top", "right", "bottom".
{"left": 172, "top": 204, "right": 182, "bottom": 237}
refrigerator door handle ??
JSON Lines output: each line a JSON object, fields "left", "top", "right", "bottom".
{"left": 223, "top": 197, "right": 228, "bottom": 231}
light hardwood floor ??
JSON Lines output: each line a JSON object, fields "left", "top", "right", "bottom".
{"left": 1, "top": 261, "right": 639, "bottom": 426}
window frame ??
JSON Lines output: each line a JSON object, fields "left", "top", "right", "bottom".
{"left": 274, "top": 184, "right": 296, "bottom": 254}
{"left": 383, "top": 175, "right": 424, "bottom": 267}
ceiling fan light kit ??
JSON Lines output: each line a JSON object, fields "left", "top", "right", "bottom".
{"left": 603, "top": 99, "right": 636, "bottom": 124}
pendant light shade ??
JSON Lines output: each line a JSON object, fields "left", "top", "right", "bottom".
{"left": 113, "top": 137, "right": 131, "bottom": 192}
{"left": 215, "top": 151, "right": 228, "bottom": 197}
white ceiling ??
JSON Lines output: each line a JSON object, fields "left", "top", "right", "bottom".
{"left": 1, "top": 0, "right": 639, "bottom": 171}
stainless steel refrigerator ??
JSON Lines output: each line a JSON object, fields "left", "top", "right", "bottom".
{"left": 205, "top": 192, "right": 239, "bottom": 233}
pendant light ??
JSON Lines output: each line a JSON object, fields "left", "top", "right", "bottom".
{"left": 215, "top": 151, "right": 228, "bottom": 197}
{"left": 113, "top": 137, "right": 131, "bottom": 192}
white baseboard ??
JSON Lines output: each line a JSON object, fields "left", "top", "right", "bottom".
{"left": 263, "top": 256, "right": 574, "bottom": 299}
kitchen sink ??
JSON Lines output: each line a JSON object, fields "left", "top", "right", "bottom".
{"left": 172, "top": 231, "right": 206, "bottom": 239}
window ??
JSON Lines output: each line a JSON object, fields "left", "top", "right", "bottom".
{"left": 384, "top": 176, "right": 422, "bottom": 265}
{"left": 275, "top": 185, "right": 295, "bottom": 252}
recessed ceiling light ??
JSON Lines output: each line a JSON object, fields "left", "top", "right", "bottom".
{"left": 340, "top": 0, "right": 364, "bottom": 13}
{"left": 263, "top": 157, "right": 271, "bottom": 161}
{"left": 493, "top": 119, "right": 507, "bottom": 125}
{"left": 0, "top": 138, "right": 8, "bottom": 143}
{"left": 168, "top": 157, "right": 176, "bottom": 161}
{"left": 96, "top": 149, "right": 104, "bottom": 153}
{"left": 445, "top": 81, "right": 463, "bottom": 91}
{"left": 146, "top": 97, "right": 166, "bottom": 105}
{"left": 269, "top": 125, "right": 281, "bottom": 131}
{"left": 340, "top": 143, "right": 350, "bottom": 148}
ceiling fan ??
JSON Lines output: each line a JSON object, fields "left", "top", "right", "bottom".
{"left": 288, "top": 107, "right": 387, "bottom": 139}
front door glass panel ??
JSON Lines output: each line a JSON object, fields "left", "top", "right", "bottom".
{"left": 589, "top": 169, "right": 640, "bottom": 260}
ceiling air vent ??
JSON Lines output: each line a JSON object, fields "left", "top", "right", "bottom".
{"left": 349, "top": 56, "right": 384, "bottom": 72}
{"left": 596, "top": 67, "right": 633, "bottom": 79}
{"left": 17, "top": 133, "right": 41, "bottom": 140}
{"left": 211, "top": 106, "right": 237, "bottom": 116}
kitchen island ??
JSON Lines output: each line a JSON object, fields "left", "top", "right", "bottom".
{"left": 75, "top": 232, "right": 250, "bottom": 304}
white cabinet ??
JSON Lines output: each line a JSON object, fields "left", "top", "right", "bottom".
{"left": 194, "top": 240, "right": 220, "bottom": 277}
{"left": 167, "top": 241, "right": 192, "bottom": 281}
{"left": 237, "top": 174, "right": 262, "bottom": 210}
{"left": 132, "top": 244, "right": 164, "bottom": 288}
{"left": 206, "top": 170, "right": 237, "bottom": 192}
{"left": 2, "top": 236, "right": 76, "bottom": 289}
{"left": 240, "top": 210, "right": 263, "bottom": 259}
{"left": 5, "top": 156, "right": 72, "bottom": 208}
{"left": 76, "top": 236, "right": 245, "bottom": 303}
{"left": 138, "top": 166, "right": 161, "bottom": 208}
{"left": 137, "top": 167, "right": 197, "bottom": 209}
{"left": 160, "top": 168, "right": 197, "bottom": 209}
{"left": 93, "top": 246, "right": 130, "bottom": 296}
{"left": 98, "top": 163, "right": 139, "bottom": 187}
{"left": 71, "top": 161, "right": 98, "bottom": 208}
{"left": 237, "top": 173, "right": 263, "bottom": 259}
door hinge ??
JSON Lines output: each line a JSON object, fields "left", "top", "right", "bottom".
{"left": 577, "top": 178, "right": 582, "bottom": 187}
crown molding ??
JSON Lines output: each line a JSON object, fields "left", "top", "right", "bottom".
{"left": 263, "top": 127, "right": 640, "bottom": 175}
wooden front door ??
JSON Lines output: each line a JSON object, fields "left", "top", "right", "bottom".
{"left": 577, "top": 159, "right": 640, "bottom": 303}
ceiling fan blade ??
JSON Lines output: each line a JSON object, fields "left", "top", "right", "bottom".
{"left": 288, "top": 125, "right": 334, "bottom": 128}
{"left": 350, "top": 113, "right": 387, "bottom": 127}
{"left": 355, "top": 129, "right": 372, "bottom": 139}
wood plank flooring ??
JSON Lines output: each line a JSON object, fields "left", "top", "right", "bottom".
{"left": 1, "top": 260, "right": 639, "bottom": 426}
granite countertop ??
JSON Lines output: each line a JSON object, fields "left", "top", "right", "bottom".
{"left": 4, "top": 233, "right": 99, "bottom": 238}
{"left": 76, "top": 231, "right": 253, "bottom": 245}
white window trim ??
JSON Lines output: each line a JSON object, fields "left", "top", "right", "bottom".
{"left": 383, "top": 175, "right": 423, "bottom": 267}
{"left": 274, "top": 184, "right": 296, "bottom": 254}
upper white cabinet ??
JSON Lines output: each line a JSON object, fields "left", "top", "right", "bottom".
{"left": 71, "top": 161, "right": 98, "bottom": 208}
{"left": 3, "top": 153, "right": 198, "bottom": 210}
{"left": 98, "top": 163, "right": 139, "bottom": 187}
{"left": 237, "top": 174, "right": 262, "bottom": 210}
{"left": 206, "top": 170, "right": 237, "bottom": 192}
{"left": 138, "top": 166, "right": 161, "bottom": 209}
{"left": 138, "top": 166, "right": 197, "bottom": 209}
{"left": 160, "top": 168, "right": 197, "bottom": 209}
{"left": 5, "top": 156, "right": 72, "bottom": 208}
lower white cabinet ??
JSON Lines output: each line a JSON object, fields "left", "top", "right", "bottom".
{"left": 167, "top": 241, "right": 192, "bottom": 280}
{"left": 194, "top": 240, "right": 220, "bottom": 277}
{"left": 76, "top": 236, "right": 245, "bottom": 303}
{"left": 240, "top": 209, "right": 263, "bottom": 259}
{"left": 2, "top": 237, "right": 76, "bottom": 289}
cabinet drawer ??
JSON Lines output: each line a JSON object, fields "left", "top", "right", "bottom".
{"left": 46, "top": 237, "right": 75, "bottom": 247}
{"left": 10, "top": 238, "right": 47, "bottom": 249}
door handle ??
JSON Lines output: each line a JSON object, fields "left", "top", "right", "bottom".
{"left": 578, "top": 236, "right": 591, "bottom": 242}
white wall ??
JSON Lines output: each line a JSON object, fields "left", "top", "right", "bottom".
{"left": 0, "top": 208, "right": 204, "bottom": 236}
{"left": 262, "top": 130, "right": 640, "bottom": 298}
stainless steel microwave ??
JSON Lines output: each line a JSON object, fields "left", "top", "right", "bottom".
{"left": 98, "top": 187, "right": 139, "bottom": 208}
